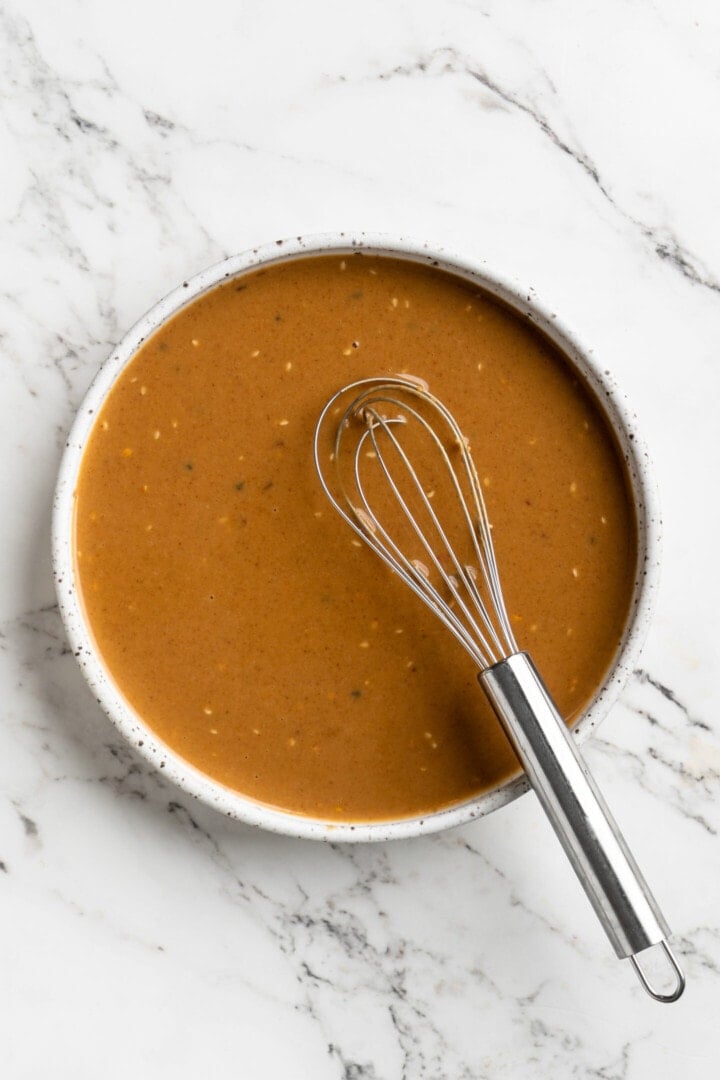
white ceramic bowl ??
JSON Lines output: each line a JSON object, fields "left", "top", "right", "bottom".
{"left": 52, "top": 233, "right": 660, "bottom": 842}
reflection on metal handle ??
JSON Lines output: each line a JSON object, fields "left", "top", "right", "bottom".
{"left": 479, "top": 652, "right": 685, "bottom": 1002}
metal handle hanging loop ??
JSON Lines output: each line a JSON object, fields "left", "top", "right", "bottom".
{"left": 630, "top": 941, "right": 686, "bottom": 1003}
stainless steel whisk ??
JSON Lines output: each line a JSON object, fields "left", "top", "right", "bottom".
{"left": 314, "top": 375, "right": 685, "bottom": 1003}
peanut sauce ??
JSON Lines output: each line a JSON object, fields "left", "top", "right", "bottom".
{"left": 74, "top": 254, "right": 637, "bottom": 821}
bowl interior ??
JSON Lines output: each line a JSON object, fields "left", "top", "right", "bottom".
{"left": 52, "top": 234, "right": 658, "bottom": 842}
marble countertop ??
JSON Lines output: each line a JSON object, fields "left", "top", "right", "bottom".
{"left": 2, "top": 2, "right": 719, "bottom": 1076}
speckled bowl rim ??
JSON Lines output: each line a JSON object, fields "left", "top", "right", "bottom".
{"left": 52, "top": 232, "right": 661, "bottom": 842}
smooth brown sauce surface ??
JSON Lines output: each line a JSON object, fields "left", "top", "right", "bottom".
{"left": 74, "top": 254, "right": 637, "bottom": 821}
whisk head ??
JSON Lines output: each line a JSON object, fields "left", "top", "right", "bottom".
{"left": 314, "top": 376, "right": 518, "bottom": 671}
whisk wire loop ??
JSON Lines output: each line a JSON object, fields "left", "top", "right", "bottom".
{"left": 367, "top": 400, "right": 510, "bottom": 660}
{"left": 349, "top": 421, "right": 490, "bottom": 668}
{"left": 317, "top": 378, "right": 518, "bottom": 670}
{"left": 358, "top": 407, "right": 503, "bottom": 666}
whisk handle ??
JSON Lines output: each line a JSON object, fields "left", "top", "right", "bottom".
{"left": 479, "top": 652, "right": 684, "bottom": 1002}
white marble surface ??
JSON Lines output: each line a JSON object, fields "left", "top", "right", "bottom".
{"left": 1, "top": 1, "right": 719, "bottom": 1076}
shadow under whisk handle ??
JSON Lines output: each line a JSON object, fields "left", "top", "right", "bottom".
{"left": 479, "top": 652, "right": 684, "bottom": 1002}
